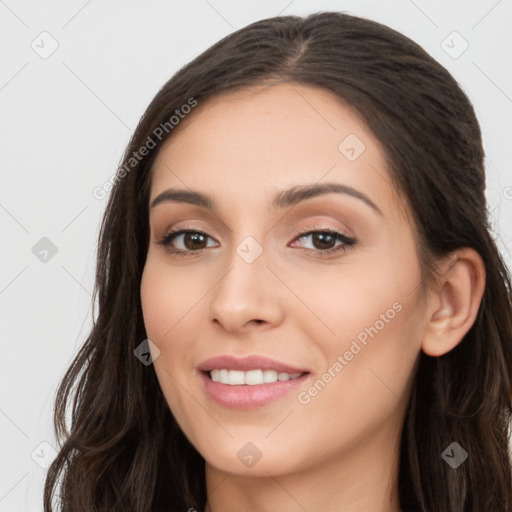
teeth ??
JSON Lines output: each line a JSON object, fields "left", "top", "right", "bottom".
{"left": 228, "top": 370, "right": 245, "bottom": 385}
{"left": 209, "top": 369, "right": 303, "bottom": 385}
{"left": 246, "top": 369, "right": 263, "bottom": 385}
{"left": 263, "top": 370, "right": 277, "bottom": 383}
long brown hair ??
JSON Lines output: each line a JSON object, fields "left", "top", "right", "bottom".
{"left": 44, "top": 11, "right": 512, "bottom": 511}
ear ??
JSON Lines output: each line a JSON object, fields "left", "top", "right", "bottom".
{"left": 421, "top": 248, "right": 486, "bottom": 357}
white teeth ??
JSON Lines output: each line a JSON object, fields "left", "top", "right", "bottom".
{"left": 209, "top": 369, "right": 303, "bottom": 385}
{"left": 263, "top": 370, "right": 278, "bottom": 383}
{"left": 245, "top": 369, "right": 263, "bottom": 385}
{"left": 228, "top": 370, "right": 245, "bottom": 385}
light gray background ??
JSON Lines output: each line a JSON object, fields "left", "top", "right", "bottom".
{"left": 1, "top": 1, "right": 511, "bottom": 510}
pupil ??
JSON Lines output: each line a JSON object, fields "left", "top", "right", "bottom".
{"left": 185, "top": 233, "right": 206, "bottom": 250}
{"left": 314, "top": 233, "right": 334, "bottom": 250}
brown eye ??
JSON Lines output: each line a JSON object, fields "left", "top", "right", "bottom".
{"left": 291, "top": 229, "right": 356, "bottom": 256}
{"left": 156, "top": 229, "right": 218, "bottom": 255}
{"left": 181, "top": 232, "right": 209, "bottom": 250}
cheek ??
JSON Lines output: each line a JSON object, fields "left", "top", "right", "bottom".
{"left": 140, "top": 257, "right": 204, "bottom": 342}
{"left": 140, "top": 258, "right": 208, "bottom": 407}
{"left": 140, "top": 264, "right": 235, "bottom": 460}
{"left": 291, "top": 224, "right": 420, "bottom": 341}
{"left": 140, "top": 263, "right": 190, "bottom": 402}
{"left": 293, "top": 294, "right": 422, "bottom": 457}
{"left": 293, "top": 254, "right": 420, "bottom": 354}
{"left": 294, "top": 243, "right": 423, "bottom": 408}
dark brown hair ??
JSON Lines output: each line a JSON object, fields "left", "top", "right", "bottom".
{"left": 44, "top": 10, "right": 512, "bottom": 511}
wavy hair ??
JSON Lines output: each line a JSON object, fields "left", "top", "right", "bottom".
{"left": 44, "top": 10, "right": 512, "bottom": 511}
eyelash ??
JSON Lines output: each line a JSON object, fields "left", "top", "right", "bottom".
{"left": 155, "top": 226, "right": 357, "bottom": 258}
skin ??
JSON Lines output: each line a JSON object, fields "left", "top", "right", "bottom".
{"left": 140, "top": 83, "right": 485, "bottom": 512}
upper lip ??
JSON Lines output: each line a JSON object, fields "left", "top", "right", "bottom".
{"left": 197, "top": 355, "right": 310, "bottom": 374}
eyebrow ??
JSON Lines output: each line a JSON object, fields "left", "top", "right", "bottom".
{"left": 150, "top": 182, "right": 382, "bottom": 216}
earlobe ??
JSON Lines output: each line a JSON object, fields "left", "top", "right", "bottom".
{"left": 421, "top": 248, "right": 486, "bottom": 357}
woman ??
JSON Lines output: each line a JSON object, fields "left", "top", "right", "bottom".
{"left": 44, "top": 11, "right": 512, "bottom": 512}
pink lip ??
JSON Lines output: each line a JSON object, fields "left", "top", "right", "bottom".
{"left": 197, "top": 355, "right": 312, "bottom": 410}
{"left": 197, "top": 354, "right": 310, "bottom": 374}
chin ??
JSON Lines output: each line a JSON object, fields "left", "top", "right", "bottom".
{"left": 196, "top": 437, "right": 300, "bottom": 476}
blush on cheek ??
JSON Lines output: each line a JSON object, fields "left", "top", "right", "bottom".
{"left": 141, "top": 270, "right": 180, "bottom": 341}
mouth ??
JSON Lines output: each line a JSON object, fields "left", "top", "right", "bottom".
{"left": 197, "top": 355, "right": 311, "bottom": 410}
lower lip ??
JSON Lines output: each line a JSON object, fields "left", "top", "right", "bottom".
{"left": 199, "top": 371, "right": 310, "bottom": 410}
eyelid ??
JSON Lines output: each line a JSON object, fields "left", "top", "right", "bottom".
{"left": 292, "top": 223, "right": 355, "bottom": 241}
{"left": 290, "top": 226, "right": 356, "bottom": 249}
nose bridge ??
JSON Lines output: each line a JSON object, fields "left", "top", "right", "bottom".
{"left": 207, "top": 229, "right": 281, "bottom": 330}
{"left": 216, "top": 233, "right": 269, "bottom": 302}
{"left": 221, "top": 213, "right": 270, "bottom": 281}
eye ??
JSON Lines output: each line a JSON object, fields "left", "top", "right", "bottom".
{"left": 155, "top": 227, "right": 357, "bottom": 258}
{"left": 155, "top": 229, "right": 218, "bottom": 256}
{"left": 290, "top": 228, "right": 356, "bottom": 256}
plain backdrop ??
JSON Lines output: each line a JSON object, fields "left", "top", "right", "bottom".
{"left": 1, "top": 1, "right": 511, "bottom": 510}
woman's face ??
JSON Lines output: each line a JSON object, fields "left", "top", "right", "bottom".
{"left": 141, "top": 83, "right": 428, "bottom": 478}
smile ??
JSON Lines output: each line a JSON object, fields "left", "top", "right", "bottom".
{"left": 209, "top": 369, "right": 303, "bottom": 385}
{"left": 197, "top": 354, "right": 312, "bottom": 409}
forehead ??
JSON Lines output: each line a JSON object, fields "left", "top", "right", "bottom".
{"left": 149, "top": 83, "right": 401, "bottom": 219}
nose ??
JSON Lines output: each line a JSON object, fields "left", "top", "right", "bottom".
{"left": 207, "top": 242, "right": 284, "bottom": 333}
